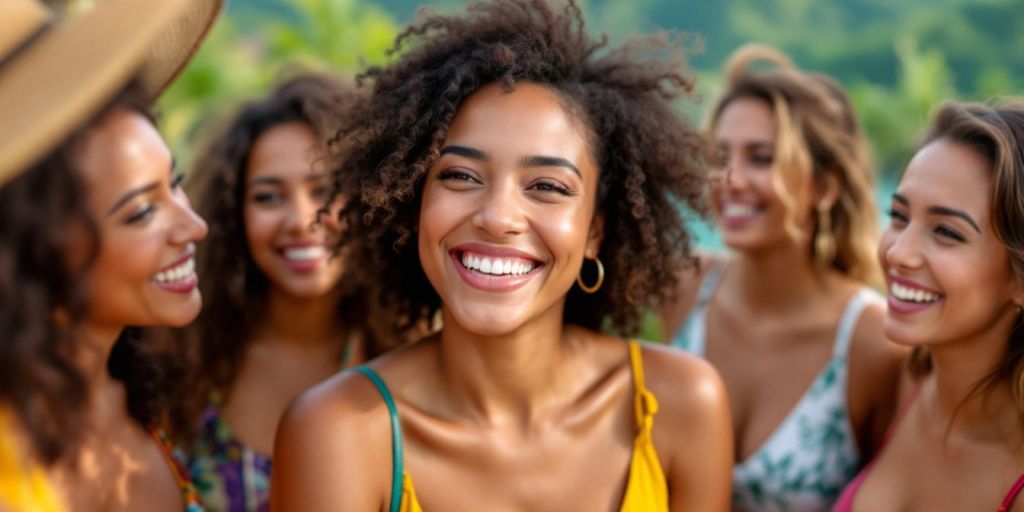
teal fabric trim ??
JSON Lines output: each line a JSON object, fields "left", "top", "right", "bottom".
{"left": 354, "top": 366, "right": 404, "bottom": 512}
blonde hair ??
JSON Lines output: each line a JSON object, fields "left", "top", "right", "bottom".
{"left": 708, "top": 43, "right": 882, "bottom": 287}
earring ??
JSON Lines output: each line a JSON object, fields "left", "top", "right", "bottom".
{"left": 576, "top": 256, "right": 605, "bottom": 294}
{"left": 814, "top": 204, "right": 837, "bottom": 270}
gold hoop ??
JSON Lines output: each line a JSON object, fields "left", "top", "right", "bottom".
{"left": 814, "top": 204, "right": 837, "bottom": 269}
{"left": 576, "top": 256, "right": 605, "bottom": 294}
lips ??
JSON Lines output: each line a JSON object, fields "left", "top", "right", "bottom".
{"left": 151, "top": 250, "right": 198, "bottom": 294}
{"left": 277, "top": 243, "right": 328, "bottom": 272}
{"left": 887, "top": 275, "right": 943, "bottom": 315}
{"left": 719, "top": 200, "right": 762, "bottom": 228}
{"left": 449, "top": 243, "right": 544, "bottom": 292}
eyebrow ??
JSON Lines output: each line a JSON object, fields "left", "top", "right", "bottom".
{"left": 892, "top": 193, "right": 981, "bottom": 234}
{"left": 107, "top": 157, "right": 176, "bottom": 215}
{"left": 439, "top": 145, "right": 581, "bottom": 177}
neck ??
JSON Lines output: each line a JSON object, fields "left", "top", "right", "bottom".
{"left": 730, "top": 239, "right": 833, "bottom": 312}
{"left": 73, "top": 322, "right": 130, "bottom": 430}
{"left": 926, "top": 309, "right": 1021, "bottom": 443}
{"left": 436, "top": 303, "right": 579, "bottom": 429}
{"left": 257, "top": 287, "right": 346, "bottom": 349}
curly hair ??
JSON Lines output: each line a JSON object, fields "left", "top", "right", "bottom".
{"left": 182, "top": 72, "right": 379, "bottom": 419}
{"left": 708, "top": 44, "right": 882, "bottom": 288}
{"left": 910, "top": 101, "right": 1024, "bottom": 423}
{"left": 0, "top": 80, "right": 180, "bottom": 465}
{"left": 324, "top": 0, "right": 713, "bottom": 337}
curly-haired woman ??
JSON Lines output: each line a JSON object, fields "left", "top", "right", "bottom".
{"left": 834, "top": 102, "right": 1024, "bottom": 511}
{"left": 0, "top": 0, "right": 220, "bottom": 510}
{"left": 271, "top": 1, "right": 733, "bottom": 510}
{"left": 660, "top": 44, "right": 907, "bottom": 511}
{"left": 182, "top": 72, "right": 388, "bottom": 512}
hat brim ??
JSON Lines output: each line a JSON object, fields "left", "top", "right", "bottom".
{"left": 0, "top": 0, "right": 223, "bottom": 186}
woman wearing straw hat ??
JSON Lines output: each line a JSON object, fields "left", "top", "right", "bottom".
{"left": 0, "top": 0, "right": 221, "bottom": 510}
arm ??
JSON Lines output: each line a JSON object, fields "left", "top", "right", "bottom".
{"left": 270, "top": 372, "right": 391, "bottom": 512}
{"left": 845, "top": 302, "right": 909, "bottom": 460}
{"left": 643, "top": 344, "right": 733, "bottom": 512}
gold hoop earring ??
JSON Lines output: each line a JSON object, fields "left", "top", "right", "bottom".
{"left": 576, "top": 256, "right": 605, "bottom": 294}
{"left": 814, "top": 204, "right": 837, "bottom": 270}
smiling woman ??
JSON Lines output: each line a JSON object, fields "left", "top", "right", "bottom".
{"left": 270, "top": 1, "right": 733, "bottom": 511}
{"left": 834, "top": 101, "right": 1024, "bottom": 512}
{"left": 0, "top": 0, "right": 221, "bottom": 510}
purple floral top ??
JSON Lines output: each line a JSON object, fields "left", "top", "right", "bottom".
{"left": 188, "top": 403, "right": 271, "bottom": 512}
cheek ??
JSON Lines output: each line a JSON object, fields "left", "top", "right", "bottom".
{"left": 243, "top": 206, "right": 278, "bottom": 249}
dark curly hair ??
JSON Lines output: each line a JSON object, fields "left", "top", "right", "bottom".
{"left": 0, "top": 80, "right": 185, "bottom": 465}
{"left": 181, "top": 72, "right": 381, "bottom": 421}
{"left": 325, "top": 0, "right": 713, "bottom": 337}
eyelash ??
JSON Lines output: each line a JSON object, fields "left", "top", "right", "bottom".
{"left": 437, "top": 169, "right": 574, "bottom": 196}
{"left": 886, "top": 209, "right": 966, "bottom": 242}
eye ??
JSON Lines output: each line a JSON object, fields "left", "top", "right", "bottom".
{"left": 124, "top": 204, "right": 156, "bottom": 225}
{"left": 886, "top": 208, "right": 908, "bottom": 227}
{"left": 170, "top": 172, "right": 185, "bottom": 189}
{"left": 529, "top": 179, "right": 574, "bottom": 196}
{"left": 935, "top": 225, "right": 966, "bottom": 243}
{"left": 251, "top": 190, "right": 282, "bottom": 205}
{"left": 311, "top": 185, "right": 331, "bottom": 201}
{"left": 750, "top": 153, "right": 774, "bottom": 167}
{"left": 437, "top": 169, "right": 480, "bottom": 183}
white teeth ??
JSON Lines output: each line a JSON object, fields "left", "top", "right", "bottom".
{"left": 283, "top": 246, "right": 326, "bottom": 262}
{"left": 722, "top": 203, "right": 758, "bottom": 218}
{"left": 459, "top": 252, "right": 535, "bottom": 276}
{"left": 891, "top": 282, "right": 940, "bottom": 303}
{"left": 153, "top": 258, "right": 195, "bottom": 283}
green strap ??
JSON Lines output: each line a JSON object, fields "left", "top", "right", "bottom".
{"left": 354, "top": 366, "right": 404, "bottom": 512}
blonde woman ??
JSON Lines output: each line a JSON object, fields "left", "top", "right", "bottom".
{"left": 661, "top": 44, "right": 906, "bottom": 511}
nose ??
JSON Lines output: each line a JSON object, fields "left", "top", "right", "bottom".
{"left": 471, "top": 179, "right": 528, "bottom": 240}
{"left": 284, "top": 189, "right": 322, "bottom": 235}
{"left": 170, "top": 191, "right": 208, "bottom": 244}
{"left": 882, "top": 226, "right": 924, "bottom": 271}
{"left": 725, "top": 156, "right": 750, "bottom": 191}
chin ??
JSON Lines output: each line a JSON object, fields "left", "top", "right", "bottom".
{"left": 449, "top": 306, "right": 527, "bottom": 337}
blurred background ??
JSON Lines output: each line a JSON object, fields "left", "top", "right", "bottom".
{"left": 157, "top": 0, "right": 1024, "bottom": 247}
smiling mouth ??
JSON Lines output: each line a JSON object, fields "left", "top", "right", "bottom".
{"left": 457, "top": 251, "right": 539, "bottom": 277}
{"left": 720, "top": 202, "right": 762, "bottom": 219}
{"left": 890, "top": 282, "right": 943, "bottom": 304}
{"left": 152, "top": 257, "right": 195, "bottom": 284}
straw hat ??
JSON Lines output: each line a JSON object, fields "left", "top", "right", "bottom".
{"left": 0, "top": 0, "right": 223, "bottom": 185}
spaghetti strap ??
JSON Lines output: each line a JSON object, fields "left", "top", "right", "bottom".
{"left": 999, "top": 472, "right": 1024, "bottom": 512}
{"left": 354, "top": 366, "right": 405, "bottom": 512}
{"left": 628, "top": 341, "right": 658, "bottom": 436}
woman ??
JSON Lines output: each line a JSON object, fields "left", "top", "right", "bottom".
{"left": 834, "top": 102, "right": 1024, "bottom": 511}
{"left": 183, "top": 73, "right": 382, "bottom": 512}
{"left": 271, "top": 1, "right": 733, "bottom": 510}
{"left": 660, "top": 44, "right": 906, "bottom": 511}
{"left": 0, "top": 0, "right": 220, "bottom": 510}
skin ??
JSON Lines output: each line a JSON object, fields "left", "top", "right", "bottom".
{"left": 661, "top": 97, "right": 905, "bottom": 465}
{"left": 272, "top": 82, "right": 733, "bottom": 512}
{"left": 850, "top": 138, "right": 1024, "bottom": 511}
{"left": 219, "top": 121, "right": 357, "bottom": 457}
{"left": 48, "top": 108, "right": 208, "bottom": 512}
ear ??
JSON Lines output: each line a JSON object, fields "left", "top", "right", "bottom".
{"left": 586, "top": 210, "right": 605, "bottom": 258}
{"left": 814, "top": 173, "right": 841, "bottom": 211}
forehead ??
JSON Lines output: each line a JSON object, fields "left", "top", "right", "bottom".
{"left": 898, "top": 138, "right": 992, "bottom": 218}
{"left": 715, "top": 96, "right": 775, "bottom": 142}
{"left": 444, "top": 81, "right": 594, "bottom": 163}
{"left": 247, "top": 122, "right": 319, "bottom": 179}
{"left": 75, "top": 108, "right": 169, "bottom": 203}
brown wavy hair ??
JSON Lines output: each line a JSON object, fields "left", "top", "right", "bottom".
{"left": 182, "top": 73, "right": 378, "bottom": 419}
{"left": 0, "top": 80, "right": 187, "bottom": 465}
{"left": 909, "top": 101, "right": 1024, "bottom": 423}
{"left": 323, "top": 0, "right": 713, "bottom": 337}
{"left": 709, "top": 44, "right": 882, "bottom": 287}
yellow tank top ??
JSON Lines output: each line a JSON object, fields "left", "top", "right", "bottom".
{"left": 0, "top": 410, "right": 64, "bottom": 512}
{"left": 355, "top": 340, "right": 669, "bottom": 512}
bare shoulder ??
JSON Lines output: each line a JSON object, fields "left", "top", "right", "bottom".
{"left": 636, "top": 342, "right": 729, "bottom": 420}
{"left": 634, "top": 342, "right": 733, "bottom": 510}
{"left": 271, "top": 363, "right": 394, "bottom": 511}
{"left": 659, "top": 251, "right": 726, "bottom": 341}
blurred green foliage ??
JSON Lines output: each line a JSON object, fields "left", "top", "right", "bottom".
{"left": 160, "top": 0, "right": 1024, "bottom": 175}
{"left": 157, "top": 0, "right": 400, "bottom": 165}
